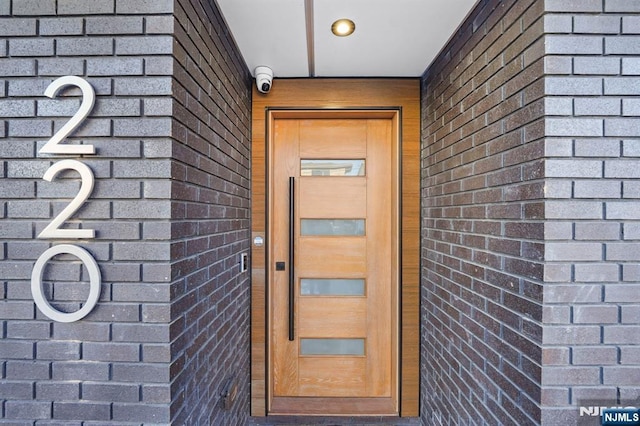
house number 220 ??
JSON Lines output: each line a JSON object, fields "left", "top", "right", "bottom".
{"left": 30, "top": 76, "right": 101, "bottom": 323}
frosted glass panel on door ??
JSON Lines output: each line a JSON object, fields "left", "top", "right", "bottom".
{"left": 301, "top": 159, "right": 365, "bottom": 176}
{"left": 300, "top": 338, "right": 365, "bottom": 356}
{"left": 301, "top": 219, "right": 365, "bottom": 236}
{"left": 300, "top": 279, "right": 365, "bottom": 296}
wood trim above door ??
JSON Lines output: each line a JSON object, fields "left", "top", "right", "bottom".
{"left": 251, "top": 79, "right": 420, "bottom": 417}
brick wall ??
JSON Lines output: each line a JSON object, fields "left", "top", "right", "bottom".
{"left": 422, "top": 0, "right": 640, "bottom": 424}
{"left": 1, "top": 1, "right": 175, "bottom": 423}
{"left": 0, "top": 0, "right": 251, "bottom": 424}
{"left": 169, "top": 0, "right": 252, "bottom": 424}
{"left": 541, "top": 0, "right": 640, "bottom": 423}
{"left": 421, "top": 0, "right": 546, "bottom": 424}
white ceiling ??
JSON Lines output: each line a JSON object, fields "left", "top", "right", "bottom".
{"left": 215, "top": 0, "right": 479, "bottom": 78}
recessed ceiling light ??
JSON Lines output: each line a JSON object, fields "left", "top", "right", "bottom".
{"left": 331, "top": 18, "right": 355, "bottom": 37}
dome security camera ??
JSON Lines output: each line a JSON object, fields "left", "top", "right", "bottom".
{"left": 255, "top": 66, "right": 273, "bottom": 94}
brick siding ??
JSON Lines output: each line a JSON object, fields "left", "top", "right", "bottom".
{"left": 541, "top": 0, "right": 640, "bottom": 423}
{"left": 3, "top": 0, "right": 639, "bottom": 424}
{"left": 421, "top": 0, "right": 545, "bottom": 424}
{"left": 0, "top": 0, "right": 251, "bottom": 424}
{"left": 169, "top": 0, "right": 252, "bottom": 424}
{"left": 422, "top": 0, "right": 640, "bottom": 424}
{"left": 0, "top": 0, "right": 174, "bottom": 423}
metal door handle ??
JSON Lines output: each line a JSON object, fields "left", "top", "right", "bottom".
{"left": 288, "top": 176, "right": 295, "bottom": 341}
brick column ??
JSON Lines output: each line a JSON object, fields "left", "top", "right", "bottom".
{"left": 1, "top": 0, "right": 174, "bottom": 423}
{"left": 541, "top": 0, "right": 640, "bottom": 423}
{"left": 0, "top": 0, "right": 251, "bottom": 424}
{"left": 422, "top": 0, "right": 640, "bottom": 424}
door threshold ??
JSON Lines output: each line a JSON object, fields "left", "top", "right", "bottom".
{"left": 270, "top": 396, "right": 398, "bottom": 417}
{"left": 249, "top": 415, "right": 421, "bottom": 425}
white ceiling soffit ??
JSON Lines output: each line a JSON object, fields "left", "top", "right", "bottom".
{"left": 215, "top": 0, "right": 478, "bottom": 78}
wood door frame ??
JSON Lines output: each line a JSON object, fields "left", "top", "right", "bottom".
{"left": 268, "top": 110, "right": 400, "bottom": 415}
{"left": 251, "top": 79, "right": 420, "bottom": 417}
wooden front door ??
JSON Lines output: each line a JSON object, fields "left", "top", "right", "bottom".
{"left": 268, "top": 111, "right": 399, "bottom": 415}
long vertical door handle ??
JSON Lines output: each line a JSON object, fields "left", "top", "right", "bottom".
{"left": 288, "top": 176, "right": 295, "bottom": 341}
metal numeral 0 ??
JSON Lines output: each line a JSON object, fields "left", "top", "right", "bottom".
{"left": 31, "top": 76, "right": 102, "bottom": 323}
{"left": 31, "top": 244, "right": 101, "bottom": 323}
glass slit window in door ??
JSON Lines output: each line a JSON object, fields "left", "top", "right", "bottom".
{"left": 300, "top": 338, "right": 365, "bottom": 356}
{"left": 300, "top": 219, "right": 365, "bottom": 236}
{"left": 300, "top": 279, "right": 365, "bottom": 296}
{"left": 301, "top": 159, "right": 365, "bottom": 176}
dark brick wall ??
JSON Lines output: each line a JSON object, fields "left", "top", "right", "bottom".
{"left": 422, "top": 0, "right": 640, "bottom": 424}
{"left": 1, "top": 0, "right": 175, "bottom": 424}
{"left": 3, "top": 0, "right": 638, "bottom": 424}
{"left": 540, "top": 0, "right": 640, "bottom": 423}
{"left": 0, "top": 0, "right": 251, "bottom": 424}
{"left": 169, "top": 0, "right": 252, "bottom": 424}
{"left": 421, "top": 0, "right": 545, "bottom": 424}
